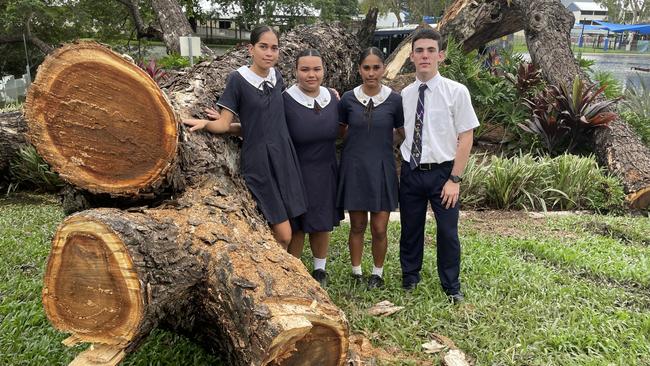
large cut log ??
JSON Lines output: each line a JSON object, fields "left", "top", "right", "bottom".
{"left": 0, "top": 111, "right": 28, "bottom": 178}
{"left": 25, "top": 23, "right": 366, "bottom": 211}
{"left": 44, "top": 189, "right": 348, "bottom": 365}
{"left": 27, "top": 25, "right": 360, "bottom": 365}
{"left": 437, "top": 0, "right": 650, "bottom": 208}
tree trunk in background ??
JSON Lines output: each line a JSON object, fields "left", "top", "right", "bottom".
{"left": 0, "top": 111, "right": 28, "bottom": 178}
{"left": 438, "top": 0, "right": 650, "bottom": 208}
{"left": 150, "top": 0, "right": 214, "bottom": 57}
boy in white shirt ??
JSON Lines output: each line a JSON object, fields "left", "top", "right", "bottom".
{"left": 399, "top": 28, "right": 479, "bottom": 303}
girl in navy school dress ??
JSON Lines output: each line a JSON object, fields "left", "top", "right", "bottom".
{"left": 337, "top": 47, "right": 404, "bottom": 289}
{"left": 283, "top": 49, "right": 342, "bottom": 287}
{"left": 182, "top": 25, "right": 307, "bottom": 248}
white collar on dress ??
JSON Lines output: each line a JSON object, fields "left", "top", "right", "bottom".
{"left": 353, "top": 84, "right": 392, "bottom": 106}
{"left": 286, "top": 85, "right": 331, "bottom": 109}
{"left": 237, "top": 65, "right": 277, "bottom": 90}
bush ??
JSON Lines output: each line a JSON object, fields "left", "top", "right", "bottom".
{"left": 461, "top": 153, "right": 625, "bottom": 212}
{"left": 441, "top": 39, "right": 528, "bottom": 143}
{"left": 157, "top": 53, "right": 190, "bottom": 70}
{"left": 9, "top": 145, "right": 64, "bottom": 192}
{"left": 619, "top": 76, "right": 650, "bottom": 147}
{"left": 591, "top": 70, "right": 623, "bottom": 99}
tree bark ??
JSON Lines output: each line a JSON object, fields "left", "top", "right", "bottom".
{"left": 150, "top": 0, "right": 214, "bottom": 57}
{"left": 438, "top": 0, "right": 650, "bottom": 209}
{"left": 115, "top": 0, "right": 164, "bottom": 41}
{"left": 0, "top": 111, "right": 28, "bottom": 178}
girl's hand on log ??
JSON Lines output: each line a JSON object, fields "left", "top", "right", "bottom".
{"left": 205, "top": 108, "right": 221, "bottom": 120}
{"left": 182, "top": 118, "right": 210, "bottom": 132}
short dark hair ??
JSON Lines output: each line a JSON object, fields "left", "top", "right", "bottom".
{"left": 250, "top": 25, "right": 280, "bottom": 45}
{"left": 411, "top": 28, "right": 445, "bottom": 51}
{"left": 357, "top": 47, "right": 385, "bottom": 65}
{"left": 295, "top": 48, "right": 322, "bottom": 67}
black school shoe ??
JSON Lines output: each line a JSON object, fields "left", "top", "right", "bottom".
{"left": 351, "top": 273, "right": 364, "bottom": 283}
{"left": 447, "top": 292, "right": 464, "bottom": 304}
{"left": 367, "top": 274, "right": 384, "bottom": 289}
{"left": 402, "top": 282, "right": 418, "bottom": 292}
{"left": 312, "top": 269, "right": 328, "bottom": 287}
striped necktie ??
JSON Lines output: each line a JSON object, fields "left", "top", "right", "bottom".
{"left": 409, "top": 83, "right": 428, "bottom": 170}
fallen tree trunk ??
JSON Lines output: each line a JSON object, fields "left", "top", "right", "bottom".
{"left": 0, "top": 111, "right": 28, "bottom": 178}
{"left": 437, "top": 0, "right": 650, "bottom": 209}
{"left": 26, "top": 23, "right": 366, "bottom": 365}
{"left": 44, "top": 198, "right": 348, "bottom": 366}
{"left": 25, "top": 23, "right": 365, "bottom": 212}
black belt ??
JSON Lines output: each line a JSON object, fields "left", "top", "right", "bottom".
{"left": 404, "top": 160, "right": 453, "bottom": 171}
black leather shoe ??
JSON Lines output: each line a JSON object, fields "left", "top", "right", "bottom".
{"left": 351, "top": 273, "right": 364, "bottom": 283}
{"left": 312, "top": 269, "right": 327, "bottom": 287}
{"left": 402, "top": 282, "right": 418, "bottom": 292}
{"left": 448, "top": 292, "right": 464, "bottom": 304}
{"left": 367, "top": 274, "right": 384, "bottom": 289}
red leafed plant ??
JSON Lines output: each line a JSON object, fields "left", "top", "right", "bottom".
{"left": 136, "top": 59, "right": 167, "bottom": 84}
{"left": 520, "top": 76, "right": 621, "bottom": 155}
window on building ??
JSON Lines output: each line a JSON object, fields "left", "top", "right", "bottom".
{"left": 218, "top": 21, "right": 231, "bottom": 29}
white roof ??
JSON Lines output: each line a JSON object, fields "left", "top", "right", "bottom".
{"left": 567, "top": 2, "right": 607, "bottom": 11}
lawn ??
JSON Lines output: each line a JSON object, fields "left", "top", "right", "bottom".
{"left": 1, "top": 194, "right": 649, "bottom": 365}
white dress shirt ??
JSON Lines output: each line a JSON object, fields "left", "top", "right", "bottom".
{"left": 400, "top": 73, "right": 479, "bottom": 164}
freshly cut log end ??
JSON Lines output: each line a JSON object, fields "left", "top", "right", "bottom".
{"left": 25, "top": 42, "right": 178, "bottom": 196}
{"left": 42, "top": 215, "right": 143, "bottom": 346}
{"left": 262, "top": 301, "right": 348, "bottom": 365}
{"left": 628, "top": 187, "right": 650, "bottom": 209}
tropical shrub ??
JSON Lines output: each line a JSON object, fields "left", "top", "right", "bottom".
{"left": 505, "top": 62, "right": 543, "bottom": 96}
{"left": 158, "top": 53, "right": 190, "bottom": 70}
{"left": 9, "top": 146, "right": 63, "bottom": 192}
{"left": 136, "top": 58, "right": 167, "bottom": 84}
{"left": 520, "top": 77, "right": 620, "bottom": 155}
{"left": 461, "top": 153, "right": 625, "bottom": 212}
{"left": 591, "top": 70, "right": 623, "bottom": 99}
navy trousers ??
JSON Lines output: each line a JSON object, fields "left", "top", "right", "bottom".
{"left": 399, "top": 160, "right": 461, "bottom": 295}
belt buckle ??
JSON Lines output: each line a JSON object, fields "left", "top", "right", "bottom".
{"left": 419, "top": 163, "right": 432, "bottom": 171}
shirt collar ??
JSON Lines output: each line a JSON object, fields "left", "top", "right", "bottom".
{"left": 286, "top": 85, "right": 332, "bottom": 109}
{"left": 353, "top": 84, "right": 392, "bottom": 106}
{"left": 237, "top": 65, "right": 277, "bottom": 90}
{"left": 416, "top": 72, "right": 442, "bottom": 90}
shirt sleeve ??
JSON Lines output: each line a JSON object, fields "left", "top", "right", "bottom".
{"left": 453, "top": 85, "right": 480, "bottom": 133}
{"left": 338, "top": 95, "right": 349, "bottom": 125}
{"left": 216, "top": 72, "right": 240, "bottom": 116}
{"left": 393, "top": 94, "right": 404, "bottom": 128}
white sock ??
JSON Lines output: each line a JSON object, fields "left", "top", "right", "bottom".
{"left": 372, "top": 266, "right": 383, "bottom": 278}
{"left": 313, "top": 257, "right": 327, "bottom": 271}
{"left": 352, "top": 265, "right": 362, "bottom": 275}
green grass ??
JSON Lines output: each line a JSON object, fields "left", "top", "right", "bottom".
{"left": 1, "top": 194, "right": 650, "bottom": 365}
